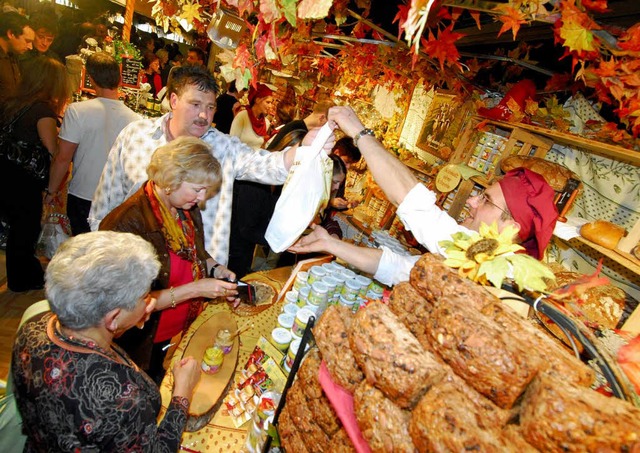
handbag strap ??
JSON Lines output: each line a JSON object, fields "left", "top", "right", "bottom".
{"left": 2, "top": 106, "right": 31, "bottom": 135}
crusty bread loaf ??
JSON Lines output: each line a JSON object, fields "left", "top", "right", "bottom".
{"left": 425, "top": 295, "right": 543, "bottom": 408}
{"left": 549, "top": 270, "right": 627, "bottom": 330}
{"left": 409, "top": 377, "right": 508, "bottom": 452}
{"left": 500, "top": 155, "right": 577, "bottom": 191}
{"left": 580, "top": 220, "right": 626, "bottom": 249}
{"left": 313, "top": 306, "right": 364, "bottom": 393}
{"left": 353, "top": 382, "right": 414, "bottom": 452}
{"left": 349, "top": 302, "right": 446, "bottom": 409}
{"left": 520, "top": 374, "right": 640, "bottom": 451}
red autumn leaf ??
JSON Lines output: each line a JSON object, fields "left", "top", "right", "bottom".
{"left": 423, "top": 25, "right": 464, "bottom": 71}
{"left": 550, "top": 260, "right": 610, "bottom": 302}
{"left": 496, "top": 6, "right": 527, "bottom": 40}
{"left": 393, "top": 3, "right": 410, "bottom": 40}
{"left": 435, "top": 6, "right": 451, "bottom": 21}
{"left": 618, "top": 23, "right": 640, "bottom": 52}
{"left": 618, "top": 335, "right": 640, "bottom": 394}
{"left": 232, "top": 43, "right": 253, "bottom": 74}
{"left": 450, "top": 7, "right": 463, "bottom": 22}
{"left": 544, "top": 73, "right": 573, "bottom": 92}
{"left": 581, "top": 0, "right": 610, "bottom": 14}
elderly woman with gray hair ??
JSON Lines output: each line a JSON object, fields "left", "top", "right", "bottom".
{"left": 100, "top": 136, "right": 239, "bottom": 383}
{"left": 11, "top": 231, "right": 201, "bottom": 451}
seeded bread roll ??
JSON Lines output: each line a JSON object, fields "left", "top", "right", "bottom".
{"left": 580, "top": 220, "right": 626, "bottom": 249}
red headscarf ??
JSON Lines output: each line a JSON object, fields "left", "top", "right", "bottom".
{"left": 246, "top": 83, "right": 274, "bottom": 139}
{"left": 498, "top": 168, "right": 558, "bottom": 260}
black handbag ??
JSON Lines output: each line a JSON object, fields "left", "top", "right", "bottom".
{"left": 0, "top": 107, "right": 51, "bottom": 183}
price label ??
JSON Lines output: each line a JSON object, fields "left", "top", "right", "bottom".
{"left": 435, "top": 164, "right": 461, "bottom": 193}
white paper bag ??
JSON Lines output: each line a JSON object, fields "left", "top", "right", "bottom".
{"left": 265, "top": 125, "right": 334, "bottom": 252}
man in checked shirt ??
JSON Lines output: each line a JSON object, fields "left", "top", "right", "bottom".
{"left": 90, "top": 65, "right": 334, "bottom": 269}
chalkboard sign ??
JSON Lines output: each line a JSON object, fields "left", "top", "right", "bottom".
{"left": 121, "top": 57, "right": 142, "bottom": 89}
{"left": 80, "top": 66, "right": 95, "bottom": 94}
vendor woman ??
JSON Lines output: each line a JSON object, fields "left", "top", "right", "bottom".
{"left": 100, "top": 136, "right": 240, "bottom": 383}
{"left": 290, "top": 106, "right": 558, "bottom": 286}
{"left": 230, "top": 83, "right": 275, "bottom": 149}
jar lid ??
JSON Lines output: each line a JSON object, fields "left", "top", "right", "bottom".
{"left": 296, "top": 307, "right": 315, "bottom": 324}
{"left": 310, "top": 266, "right": 327, "bottom": 277}
{"left": 278, "top": 313, "right": 295, "bottom": 329}
{"left": 271, "top": 327, "right": 292, "bottom": 344}
{"left": 355, "top": 275, "right": 372, "bottom": 286}
{"left": 311, "top": 281, "right": 328, "bottom": 293}
{"left": 345, "top": 278, "right": 360, "bottom": 290}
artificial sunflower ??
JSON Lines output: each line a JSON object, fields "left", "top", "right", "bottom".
{"left": 439, "top": 222, "right": 554, "bottom": 292}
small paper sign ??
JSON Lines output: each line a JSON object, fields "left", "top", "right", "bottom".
{"left": 435, "top": 164, "right": 462, "bottom": 193}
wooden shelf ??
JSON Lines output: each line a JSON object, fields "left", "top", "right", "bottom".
{"left": 560, "top": 236, "right": 640, "bottom": 282}
{"left": 482, "top": 118, "right": 640, "bottom": 167}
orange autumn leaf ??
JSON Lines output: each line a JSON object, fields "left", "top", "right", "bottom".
{"left": 423, "top": 25, "right": 464, "bottom": 71}
{"left": 495, "top": 5, "right": 527, "bottom": 40}
{"left": 592, "top": 58, "right": 618, "bottom": 77}
{"left": 470, "top": 10, "right": 481, "bottom": 29}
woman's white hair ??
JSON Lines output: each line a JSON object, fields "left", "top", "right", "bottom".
{"left": 45, "top": 231, "right": 161, "bottom": 330}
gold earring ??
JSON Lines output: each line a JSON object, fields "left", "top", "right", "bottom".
{"left": 164, "top": 187, "right": 171, "bottom": 195}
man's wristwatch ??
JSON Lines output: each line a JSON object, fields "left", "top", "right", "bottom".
{"left": 352, "top": 128, "right": 375, "bottom": 148}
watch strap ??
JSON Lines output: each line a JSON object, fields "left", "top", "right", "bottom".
{"left": 353, "top": 128, "right": 375, "bottom": 148}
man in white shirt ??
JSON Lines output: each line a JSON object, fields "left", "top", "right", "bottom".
{"left": 89, "top": 65, "right": 325, "bottom": 265}
{"left": 46, "top": 52, "right": 140, "bottom": 234}
{"left": 290, "top": 106, "right": 558, "bottom": 285}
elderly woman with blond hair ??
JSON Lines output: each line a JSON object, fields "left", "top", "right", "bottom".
{"left": 100, "top": 136, "right": 239, "bottom": 382}
{"left": 11, "top": 231, "right": 201, "bottom": 451}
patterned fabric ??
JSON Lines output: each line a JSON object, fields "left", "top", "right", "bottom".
{"left": 89, "top": 113, "right": 289, "bottom": 264}
{"left": 11, "top": 312, "right": 188, "bottom": 452}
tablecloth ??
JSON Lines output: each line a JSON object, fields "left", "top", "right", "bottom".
{"left": 159, "top": 267, "right": 292, "bottom": 452}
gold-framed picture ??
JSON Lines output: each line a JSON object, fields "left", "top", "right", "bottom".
{"left": 416, "top": 91, "right": 467, "bottom": 161}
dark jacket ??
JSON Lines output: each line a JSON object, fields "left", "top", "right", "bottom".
{"left": 99, "top": 183, "right": 211, "bottom": 369}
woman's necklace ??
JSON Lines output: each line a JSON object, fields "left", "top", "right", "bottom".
{"left": 53, "top": 320, "right": 134, "bottom": 367}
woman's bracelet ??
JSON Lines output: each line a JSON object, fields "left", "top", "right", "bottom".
{"left": 209, "top": 263, "right": 221, "bottom": 278}
{"left": 169, "top": 286, "right": 176, "bottom": 309}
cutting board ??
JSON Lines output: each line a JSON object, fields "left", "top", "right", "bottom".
{"left": 181, "top": 310, "right": 239, "bottom": 416}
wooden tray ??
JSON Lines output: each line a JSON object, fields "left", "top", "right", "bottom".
{"left": 182, "top": 310, "right": 238, "bottom": 416}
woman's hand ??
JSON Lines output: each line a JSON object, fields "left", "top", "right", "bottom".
{"left": 194, "top": 278, "right": 238, "bottom": 300}
{"left": 171, "top": 357, "right": 201, "bottom": 399}
{"left": 330, "top": 197, "right": 350, "bottom": 210}
{"left": 212, "top": 264, "right": 236, "bottom": 282}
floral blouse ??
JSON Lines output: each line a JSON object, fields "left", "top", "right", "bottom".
{"left": 11, "top": 312, "right": 189, "bottom": 452}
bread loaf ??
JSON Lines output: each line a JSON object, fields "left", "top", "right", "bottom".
{"left": 500, "top": 155, "right": 577, "bottom": 191}
{"left": 353, "top": 382, "right": 414, "bottom": 452}
{"left": 520, "top": 374, "right": 640, "bottom": 451}
{"left": 349, "top": 302, "right": 445, "bottom": 409}
{"left": 313, "top": 305, "right": 364, "bottom": 393}
{"left": 580, "top": 220, "right": 626, "bottom": 249}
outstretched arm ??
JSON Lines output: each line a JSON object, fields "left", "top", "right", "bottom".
{"left": 289, "top": 224, "right": 383, "bottom": 275}
{"left": 327, "top": 106, "right": 418, "bottom": 206}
